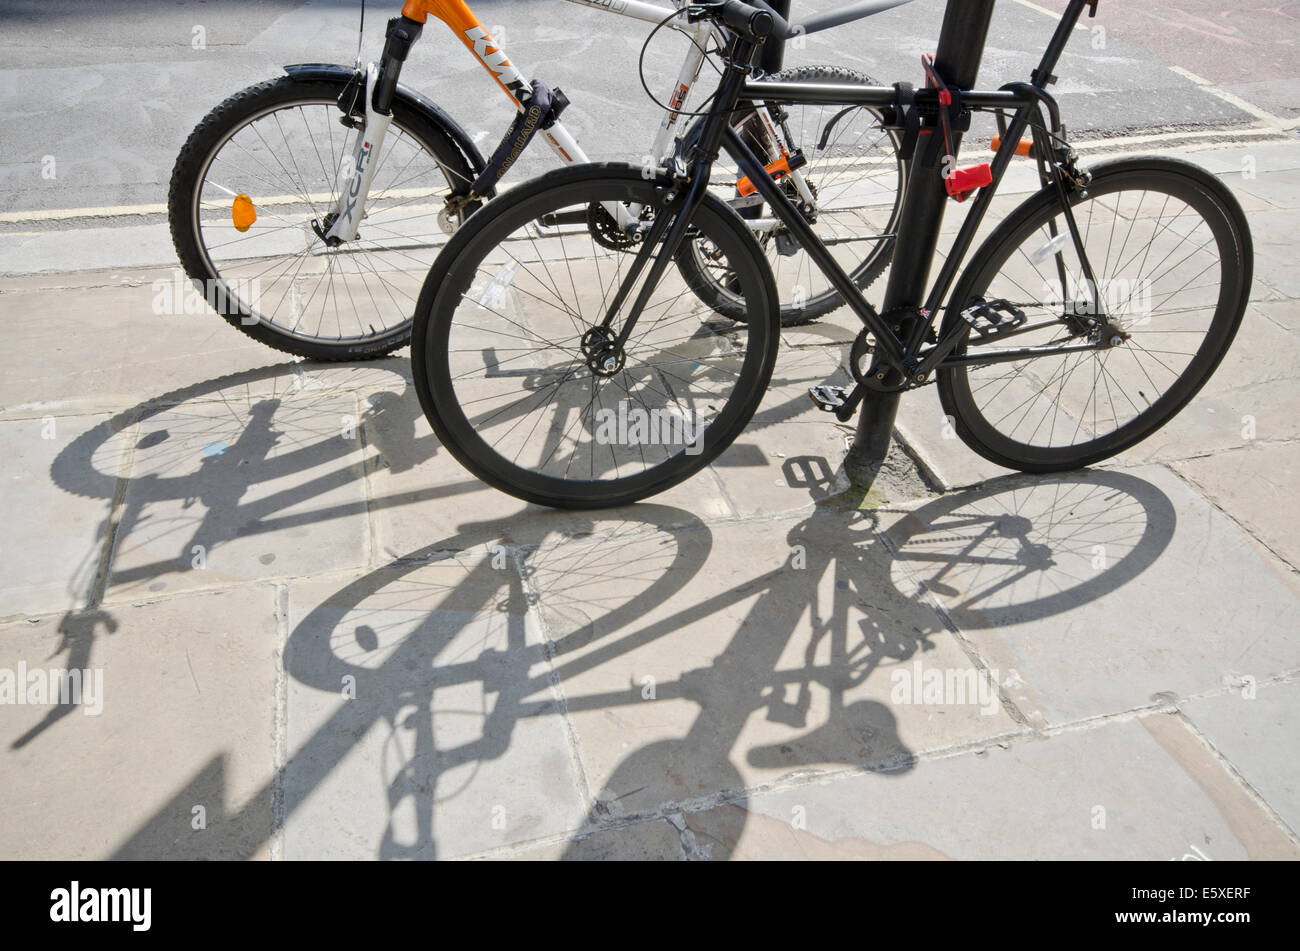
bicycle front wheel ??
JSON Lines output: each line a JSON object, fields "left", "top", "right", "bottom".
{"left": 938, "top": 156, "right": 1252, "bottom": 472}
{"left": 169, "top": 76, "right": 475, "bottom": 361}
{"left": 411, "top": 164, "right": 780, "bottom": 509}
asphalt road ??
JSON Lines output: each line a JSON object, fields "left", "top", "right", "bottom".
{"left": 0, "top": 0, "right": 1295, "bottom": 216}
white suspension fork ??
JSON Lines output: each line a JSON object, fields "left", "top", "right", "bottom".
{"left": 324, "top": 64, "right": 393, "bottom": 244}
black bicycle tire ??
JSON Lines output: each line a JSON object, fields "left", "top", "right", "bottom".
{"left": 168, "top": 76, "right": 474, "bottom": 361}
{"left": 937, "top": 156, "right": 1253, "bottom": 472}
{"left": 411, "top": 163, "right": 781, "bottom": 510}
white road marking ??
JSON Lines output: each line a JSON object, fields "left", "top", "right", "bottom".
{"left": 1008, "top": 0, "right": 1089, "bottom": 31}
{"left": 1069, "top": 126, "right": 1292, "bottom": 151}
{"left": 0, "top": 125, "right": 1291, "bottom": 228}
{"left": 0, "top": 186, "right": 448, "bottom": 225}
{"left": 1168, "top": 66, "right": 1298, "bottom": 131}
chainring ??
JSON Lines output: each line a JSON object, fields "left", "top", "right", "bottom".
{"left": 587, "top": 202, "right": 638, "bottom": 251}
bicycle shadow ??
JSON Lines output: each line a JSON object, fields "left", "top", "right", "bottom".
{"left": 40, "top": 361, "right": 1177, "bottom": 859}
{"left": 21, "top": 361, "right": 444, "bottom": 751}
{"left": 162, "top": 447, "right": 1178, "bottom": 858}
{"left": 107, "top": 500, "right": 713, "bottom": 859}
{"left": 27, "top": 346, "right": 839, "bottom": 754}
{"left": 555, "top": 460, "right": 1175, "bottom": 859}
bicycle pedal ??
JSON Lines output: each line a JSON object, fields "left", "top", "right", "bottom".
{"left": 808, "top": 384, "right": 848, "bottom": 413}
{"left": 960, "top": 298, "right": 1028, "bottom": 339}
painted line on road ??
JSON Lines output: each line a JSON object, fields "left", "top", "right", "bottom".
{"left": 1168, "top": 66, "right": 1299, "bottom": 132}
{"left": 1008, "top": 0, "right": 1089, "bottom": 31}
{"left": 1, "top": 126, "right": 1293, "bottom": 229}
{"left": 0, "top": 201, "right": 169, "bottom": 223}
{"left": 0, "top": 186, "right": 445, "bottom": 225}
{"left": 1073, "top": 126, "right": 1293, "bottom": 152}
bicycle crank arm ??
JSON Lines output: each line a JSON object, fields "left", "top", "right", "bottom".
{"left": 324, "top": 64, "right": 393, "bottom": 245}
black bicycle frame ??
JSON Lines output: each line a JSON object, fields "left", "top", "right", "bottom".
{"left": 649, "top": 0, "right": 1105, "bottom": 386}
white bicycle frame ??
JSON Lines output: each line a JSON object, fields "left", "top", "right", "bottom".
{"left": 325, "top": 0, "right": 807, "bottom": 243}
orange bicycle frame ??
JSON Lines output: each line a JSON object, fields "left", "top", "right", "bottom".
{"left": 400, "top": 0, "right": 530, "bottom": 108}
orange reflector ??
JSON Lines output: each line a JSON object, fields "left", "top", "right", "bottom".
{"left": 232, "top": 193, "right": 257, "bottom": 232}
{"left": 991, "top": 135, "right": 1033, "bottom": 157}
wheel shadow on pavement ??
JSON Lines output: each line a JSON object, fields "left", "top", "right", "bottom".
{"left": 35, "top": 361, "right": 1177, "bottom": 859}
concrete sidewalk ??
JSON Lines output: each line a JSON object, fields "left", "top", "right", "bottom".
{"left": 1, "top": 140, "right": 1298, "bottom": 860}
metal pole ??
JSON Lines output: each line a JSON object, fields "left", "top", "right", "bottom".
{"left": 844, "top": 0, "right": 998, "bottom": 486}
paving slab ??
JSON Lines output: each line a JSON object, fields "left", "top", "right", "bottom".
{"left": 892, "top": 291, "right": 1300, "bottom": 487}
{"left": 709, "top": 344, "right": 866, "bottom": 517}
{"left": 0, "top": 272, "right": 275, "bottom": 418}
{"left": 679, "top": 713, "right": 1300, "bottom": 860}
{"left": 3, "top": 138, "right": 1300, "bottom": 861}
{"left": 1181, "top": 679, "right": 1300, "bottom": 836}
{"left": 1254, "top": 297, "right": 1300, "bottom": 337}
{"left": 0, "top": 588, "right": 278, "bottom": 859}
{"left": 532, "top": 513, "right": 1024, "bottom": 820}
{"left": 361, "top": 380, "right": 734, "bottom": 560}
{"left": 880, "top": 465, "right": 1300, "bottom": 727}
{"left": 105, "top": 389, "right": 371, "bottom": 600}
{"left": 1251, "top": 209, "right": 1300, "bottom": 300}
{"left": 281, "top": 553, "right": 587, "bottom": 859}
{"left": 894, "top": 383, "right": 1018, "bottom": 490}
{"left": 1171, "top": 441, "right": 1300, "bottom": 572}
{"left": 0, "top": 414, "right": 124, "bottom": 618}
{"left": 500, "top": 817, "right": 685, "bottom": 861}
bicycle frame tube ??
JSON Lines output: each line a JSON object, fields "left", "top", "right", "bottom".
{"left": 649, "top": 18, "right": 712, "bottom": 163}
{"left": 400, "top": 0, "right": 588, "bottom": 164}
{"left": 597, "top": 31, "right": 762, "bottom": 348}
{"left": 332, "top": 1, "right": 808, "bottom": 243}
{"left": 729, "top": 0, "right": 1099, "bottom": 379}
{"left": 324, "top": 64, "right": 395, "bottom": 243}
{"left": 723, "top": 122, "right": 906, "bottom": 364}
{"left": 727, "top": 85, "right": 1075, "bottom": 377}
{"left": 559, "top": 1, "right": 724, "bottom": 167}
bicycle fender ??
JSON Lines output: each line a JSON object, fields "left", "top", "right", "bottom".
{"left": 283, "top": 63, "right": 493, "bottom": 197}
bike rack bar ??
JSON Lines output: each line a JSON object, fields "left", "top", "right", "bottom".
{"left": 844, "top": 0, "right": 998, "bottom": 488}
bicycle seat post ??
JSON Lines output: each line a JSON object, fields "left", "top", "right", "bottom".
{"left": 845, "top": 0, "right": 998, "bottom": 488}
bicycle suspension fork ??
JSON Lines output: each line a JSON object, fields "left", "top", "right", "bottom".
{"left": 320, "top": 15, "right": 423, "bottom": 245}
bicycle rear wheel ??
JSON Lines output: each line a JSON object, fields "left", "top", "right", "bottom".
{"left": 411, "top": 164, "right": 780, "bottom": 509}
{"left": 675, "top": 66, "right": 904, "bottom": 326}
{"left": 937, "top": 156, "right": 1252, "bottom": 472}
